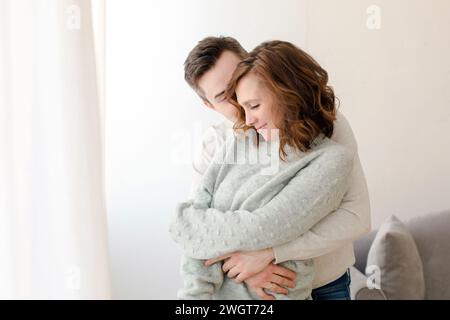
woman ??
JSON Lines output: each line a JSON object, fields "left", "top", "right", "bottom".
{"left": 169, "top": 40, "right": 353, "bottom": 300}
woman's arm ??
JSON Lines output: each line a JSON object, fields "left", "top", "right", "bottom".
{"left": 177, "top": 254, "right": 223, "bottom": 300}
{"left": 272, "top": 114, "right": 371, "bottom": 262}
{"left": 169, "top": 144, "right": 353, "bottom": 259}
{"left": 273, "top": 152, "right": 371, "bottom": 262}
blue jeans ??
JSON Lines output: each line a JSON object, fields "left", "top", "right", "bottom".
{"left": 311, "top": 269, "right": 351, "bottom": 300}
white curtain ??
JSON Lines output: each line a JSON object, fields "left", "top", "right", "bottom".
{"left": 0, "top": 0, "right": 110, "bottom": 299}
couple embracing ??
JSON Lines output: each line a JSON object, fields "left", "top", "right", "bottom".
{"left": 170, "top": 36, "right": 371, "bottom": 300}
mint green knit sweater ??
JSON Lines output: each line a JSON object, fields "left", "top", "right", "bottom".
{"left": 170, "top": 132, "right": 353, "bottom": 300}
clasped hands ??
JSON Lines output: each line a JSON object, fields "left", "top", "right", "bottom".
{"left": 204, "top": 248, "right": 296, "bottom": 300}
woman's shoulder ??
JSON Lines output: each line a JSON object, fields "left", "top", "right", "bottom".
{"left": 309, "top": 135, "right": 354, "bottom": 167}
{"left": 331, "top": 111, "right": 358, "bottom": 154}
{"left": 282, "top": 134, "right": 353, "bottom": 171}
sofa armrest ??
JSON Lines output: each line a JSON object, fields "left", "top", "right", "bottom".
{"left": 349, "top": 266, "right": 387, "bottom": 300}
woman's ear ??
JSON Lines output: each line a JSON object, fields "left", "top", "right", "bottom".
{"left": 203, "top": 99, "right": 215, "bottom": 110}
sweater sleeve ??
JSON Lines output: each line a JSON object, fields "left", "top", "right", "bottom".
{"left": 273, "top": 152, "right": 371, "bottom": 262}
{"left": 177, "top": 254, "right": 224, "bottom": 300}
{"left": 169, "top": 144, "right": 353, "bottom": 259}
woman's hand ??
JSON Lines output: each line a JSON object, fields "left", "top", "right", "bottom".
{"left": 204, "top": 248, "right": 276, "bottom": 282}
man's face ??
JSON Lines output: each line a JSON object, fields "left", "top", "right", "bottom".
{"left": 197, "top": 51, "right": 242, "bottom": 122}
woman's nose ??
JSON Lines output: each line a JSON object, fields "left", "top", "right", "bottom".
{"left": 245, "top": 113, "right": 256, "bottom": 127}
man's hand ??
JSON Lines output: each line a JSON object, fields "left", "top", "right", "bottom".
{"left": 205, "top": 248, "right": 275, "bottom": 282}
{"left": 244, "top": 264, "right": 297, "bottom": 300}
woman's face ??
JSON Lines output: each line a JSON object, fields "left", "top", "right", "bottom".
{"left": 235, "top": 72, "right": 279, "bottom": 141}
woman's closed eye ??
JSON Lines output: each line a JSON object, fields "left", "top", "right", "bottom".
{"left": 250, "top": 104, "right": 260, "bottom": 110}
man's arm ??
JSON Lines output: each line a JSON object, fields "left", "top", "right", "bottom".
{"left": 170, "top": 144, "right": 353, "bottom": 259}
{"left": 189, "top": 124, "right": 227, "bottom": 199}
{"left": 273, "top": 152, "right": 371, "bottom": 262}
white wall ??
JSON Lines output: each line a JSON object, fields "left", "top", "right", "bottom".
{"left": 106, "top": 0, "right": 450, "bottom": 299}
{"left": 304, "top": 0, "right": 450, "bottom": 227}
{"left": 106, "top": 0, "right": 307, "bottom": 299}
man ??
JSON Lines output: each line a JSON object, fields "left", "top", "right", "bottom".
{"left": 183, "top": 36, "right": 371, "bottom": 300}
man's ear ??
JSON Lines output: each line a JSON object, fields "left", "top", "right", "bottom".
{"left": 203, "top": 99, "right": 214, "bottom": 110}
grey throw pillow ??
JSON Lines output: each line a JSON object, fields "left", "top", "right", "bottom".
{"left": 367, "top": 215, "right": 425, "bottom": 300}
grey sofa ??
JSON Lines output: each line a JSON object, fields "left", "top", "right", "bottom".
{"left": 349, "top": 210, "right": 450, "bottom": 300}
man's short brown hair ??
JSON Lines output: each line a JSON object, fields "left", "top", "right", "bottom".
{"left": 184, "top": 36, "right": 247, "bottom": 100}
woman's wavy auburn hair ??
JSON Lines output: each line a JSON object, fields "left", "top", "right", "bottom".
{"left": 225, "top": 40, "right": 338, "bottom": 160}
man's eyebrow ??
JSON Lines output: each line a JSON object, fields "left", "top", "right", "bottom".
{"left": 214, "top": 90, "right": 226, "bottom": 100}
